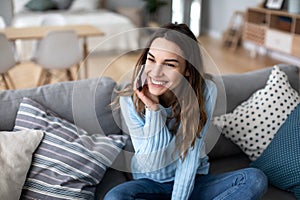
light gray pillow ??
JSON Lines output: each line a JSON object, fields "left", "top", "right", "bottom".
{"left": 0, "top": 130, "right": 44, "bottom": 200}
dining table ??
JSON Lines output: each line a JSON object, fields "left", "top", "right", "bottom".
{"left": 0, "top": 24, "right": 105, "bottom": 79}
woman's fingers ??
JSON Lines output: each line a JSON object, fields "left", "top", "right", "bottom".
{"left": 135, "top": 89, "right": 159, "bottom": 111}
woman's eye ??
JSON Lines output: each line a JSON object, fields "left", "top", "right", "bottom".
{"left": 147, "top": 58, "right": 155, "bottom": 62}
{"left": 165, "top": 63, "right": 175, "bottom": 67}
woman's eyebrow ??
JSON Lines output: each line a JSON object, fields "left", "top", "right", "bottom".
{"left": 164, "top": 59, "right": 179, "bottom": 63}
{"left": 148, "top": 52, "right": 155, "bottom": 58}
{"left": 148, "top": 51, "right": 179, "bottom": 63}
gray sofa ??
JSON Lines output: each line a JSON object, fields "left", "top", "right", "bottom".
{"left": 0, "top": 64, "right": 298, "bottom": 200}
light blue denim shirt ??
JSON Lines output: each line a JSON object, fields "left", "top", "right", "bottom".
{"left": 120, "top": 80, "right": 217, "bottom": 200}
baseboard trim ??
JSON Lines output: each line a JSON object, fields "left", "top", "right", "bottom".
{"left": 242, "top": 41, "right": 300, "bottom": 66}
{"left": 205, "top": 30, "right": 300, "bottom": 66}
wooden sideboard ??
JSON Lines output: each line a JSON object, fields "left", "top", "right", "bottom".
{"left": 243, "top": 7, "right": 300, "bottom": 57}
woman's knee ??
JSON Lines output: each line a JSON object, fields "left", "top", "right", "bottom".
{"left": 104, "top": 186, "right": 130, "bottom": 200}
{"left": 246, "top": 168, "right": 268, "bottom": 193}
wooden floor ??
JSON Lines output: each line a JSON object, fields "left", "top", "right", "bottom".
{"left": 4, "top": 35, "right": 282, "bottom": 90}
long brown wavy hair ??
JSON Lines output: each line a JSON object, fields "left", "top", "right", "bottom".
{"left": 115, "top": 23, "right": 207, "bottom": 161}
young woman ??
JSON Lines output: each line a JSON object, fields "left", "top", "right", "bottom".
{"left": 104, "top": 23, "right": 268, "bottom": 200}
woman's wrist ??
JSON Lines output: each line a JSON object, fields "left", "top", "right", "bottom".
{"left": 145, "top": 103, "right": 159, "bottom": 111}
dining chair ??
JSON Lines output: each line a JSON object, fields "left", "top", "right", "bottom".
{"left": 31, "top": 14, "right": 67, "bottom": 61}
{"left": 34, "top": 30, "right": 83, "bottom": 86}
{"left": 0, "top": 33, "right": 18, "bottom": 89}
{"left": 0, "top": 16, "right": 6, "bottom": 28}
{"left": 1, "top": 16, "right": 19, "bottom": 64}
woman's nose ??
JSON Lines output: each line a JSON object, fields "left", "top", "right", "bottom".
{"left": 151, "top": 64, "right": 163, "bottom": 76}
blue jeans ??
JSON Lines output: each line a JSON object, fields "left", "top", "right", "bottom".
{"left": 104, "top": 168, "right": 268, "bottom": 200}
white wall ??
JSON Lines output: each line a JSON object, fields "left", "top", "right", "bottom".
{"left": 201, "top": 0, "right": 300, "bottom": 65}
{"left": 106, "top": 0, "right": 264, "bottom": 36}
{"left": 106, "top": 0, "right": 172, "bottom": 26}
{"left": 201, "top": 0, "right": 263, "bottom": 38}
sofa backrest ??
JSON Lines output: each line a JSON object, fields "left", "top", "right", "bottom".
{"left": 0, "top": 76, "right": 122, "bottom": 136}
{"left": 1, "top": 64, "right": 298, "bottom": 160}
{"left": 219, "top": 64, "right": 299, "bottom": 113}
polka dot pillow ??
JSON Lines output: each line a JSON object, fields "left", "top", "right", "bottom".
{"left": 213, "top": 65, "right": 300, "bottom": 161}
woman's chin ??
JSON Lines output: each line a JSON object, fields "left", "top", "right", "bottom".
{"left": 148, "top": 85, "right": 168, "bottom": 96}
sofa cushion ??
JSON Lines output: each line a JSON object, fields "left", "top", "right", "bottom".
{"left": 0, "top": 130, "right": 44, "bottom": 200}
{"left": 263, "top": 185, "right": 296, "bottom": 200}
{"left": 207, "top": 134, "right": 243, "bottom": 159}
{"left": 209, "top": 153, "right": 250, "bottom": 174}
{"left": 0, "top": 77, "right": 121, "bottom": 135}
{"left": 250, "top": 102, "right": 300, "bottom": 199}
{"left": 14, "top": 97, "right": 128, "bottom": 199}
{"left": 95, "top": 169, "right": 128, "bottom": 200}
{"left": 213, "top": 66, "right": 300, "bottom": 161}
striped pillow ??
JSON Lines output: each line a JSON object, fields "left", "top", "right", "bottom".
{"left": 14, "top": 97, "right": 128, "bottom": 200}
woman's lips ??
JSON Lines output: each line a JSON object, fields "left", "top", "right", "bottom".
{"left": 150, "top": 77, "right": 168, "bottom": 87}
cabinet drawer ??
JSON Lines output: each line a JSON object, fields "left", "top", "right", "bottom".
{"left": 265, "top": 30, "right": 292, "bottom": 54}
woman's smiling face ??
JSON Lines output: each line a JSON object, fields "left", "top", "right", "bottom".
{"left": 144, "top": 38, "right": 188, "bottom": 97}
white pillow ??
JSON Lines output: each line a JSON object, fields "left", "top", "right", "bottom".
{"left": 0, "top": 130, "right": 44, "bottom": 200}
{"left": 69, "top": 0, "right": 99, "bottom": 11}
{"left": 213, "top": 65, "right": 300, "bottom": 161}
{"left": 13, "top": 0, "right": 30, "bottom": 13}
